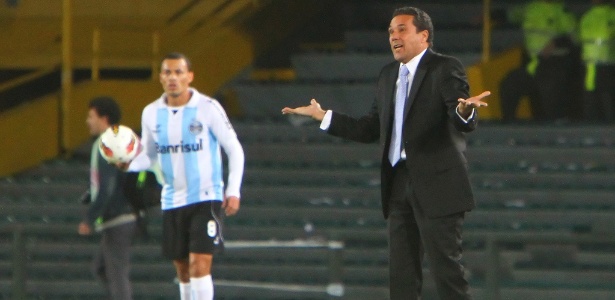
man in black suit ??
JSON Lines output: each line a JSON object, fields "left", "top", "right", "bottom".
{"left": 282, "top": 6, "right": 489, "bottom": 300}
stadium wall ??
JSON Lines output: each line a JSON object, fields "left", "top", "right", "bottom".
{"left": 467, "top": 46, "right": 532, "bottom": 120}
{"left": 0, "top": 94, "right": 59, "bottom": 177}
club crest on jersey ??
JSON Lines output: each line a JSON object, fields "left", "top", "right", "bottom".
{"left": 189, "top": 119, "right": 203, "bottom": 135}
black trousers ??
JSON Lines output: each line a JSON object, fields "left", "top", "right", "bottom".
{"left": 582, "top": 65, "right": 615, "bottom": 122}
{"left": 387, "top": 163, "right": 471, "bottom": 300}
{"left": 500, "top": 55, "right": 581, "bottom": 122}
{"left": 92, "top": 221, "right": 136, "bottom": 300}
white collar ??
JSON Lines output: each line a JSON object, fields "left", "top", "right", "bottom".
{"left": 400, "top": 48, "right": 427, "bottom": 75}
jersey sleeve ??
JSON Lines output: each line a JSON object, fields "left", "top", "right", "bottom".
{"left": 208, "top": 100, "right": 245, "bottom": 199}
{"left": 128, "top": 106, "right": 157, "bottom": 172}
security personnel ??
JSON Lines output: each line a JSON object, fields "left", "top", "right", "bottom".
{"left": 500, "top": 0, "right": 582, "bottom": 122}
{"left": 579, "top": 0, "right": 615, "bottom": 122}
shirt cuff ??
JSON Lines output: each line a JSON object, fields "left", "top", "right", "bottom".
{"left": 127, "top": 151, "right": 150, "bottom": 172}
{"left": 456, "top": 107, "right": 475, "bottom": 123}
{"left": 319, "top": 110, "right": 333, "bottom": 130}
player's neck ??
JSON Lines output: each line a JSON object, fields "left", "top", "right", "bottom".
{"left": 95, "top": 124, "right": 111, "bottom": 136}
{"left": 166, "top": 91, "right": 192, "bottom": 107}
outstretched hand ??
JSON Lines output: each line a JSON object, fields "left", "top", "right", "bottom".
{"left": 281, "top": 99, "right": 326, "bottom": 121}
{"left": 457, "top": 91, "right": 491, "bottom": 118}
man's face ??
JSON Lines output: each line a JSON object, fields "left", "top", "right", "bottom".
{"left": 86, "top": 108, "right": 107, "bottom": 136}
{"left": 389, "top": 14, "right": 429, "bottom": 64}
{"left": 160, "top": 58, "right": 194, "bottom": 98}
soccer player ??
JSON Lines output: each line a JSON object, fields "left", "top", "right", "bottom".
{"left": 127, "top": 52, "right": 245, "bottom": 300}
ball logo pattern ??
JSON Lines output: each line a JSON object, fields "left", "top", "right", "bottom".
{"left": 99, "top": 125, "right": 139, "bottom": 163}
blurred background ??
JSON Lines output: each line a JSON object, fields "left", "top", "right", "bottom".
{"left": 2, "top": 0, "right": 615, "bottom": 299}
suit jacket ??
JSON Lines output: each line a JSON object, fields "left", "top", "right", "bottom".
{"left": 327, "top": 49, "right": 476, "bottom": 219}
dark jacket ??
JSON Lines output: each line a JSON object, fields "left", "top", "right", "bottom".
{"left": 86, "top": 148, "right": 134, "bottom": 226}
{"left": 327, "top": 49, "right": 476, "bottom": 219}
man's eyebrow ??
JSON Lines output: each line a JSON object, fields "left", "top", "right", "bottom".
{"left": 389, "top": 24, "right": 407, "bottom": 29}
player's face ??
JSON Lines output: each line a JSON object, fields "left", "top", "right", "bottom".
{"left": 160, "top": 58, "right": 194, "bottom": 99}
{"left": 86, "top": 108, "right": 107, "bottom": 136}
{"left": 389, "top": 14, "right": 429, "bottom": 64}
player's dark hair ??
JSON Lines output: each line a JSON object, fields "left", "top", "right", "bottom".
{"left": 89, "top": 96, "right": 121, "bottom": 125}
{"left": 162, "top": 52, "right": 192, "bottom": 71}
{"left": 392, "top": 6, "right": 434, "bottom": 47}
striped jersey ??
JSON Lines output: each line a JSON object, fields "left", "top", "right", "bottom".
{"left": 129, "top": 88, "right": 244, "bottom": 210}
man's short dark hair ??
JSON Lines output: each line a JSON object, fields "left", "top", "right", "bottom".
{"left": 162, "top": 52, "right": 192, "bottom": 71}
{"left": 393, "top": 7, "right": 434, "bottom": 47}
{"left": 89, "top": 96, "right": 121, "bottom": 125}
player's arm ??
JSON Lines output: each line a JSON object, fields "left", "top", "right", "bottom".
{"left": 79, "top": 163, "right": 117, "bottom": 235}
{"left": 220, "top": 135, "right": 243, "bottom": 216}
{"left": 210, "top": 101, "right": 244, "bottom": 216}
{"left": 125, "top": 110, "right": 156, "bottom": 172}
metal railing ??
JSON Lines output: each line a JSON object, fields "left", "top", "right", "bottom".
{"left": 90, "top": 27, "right": 160, "bottom": 81}
{"left": 2, "top": 223, "right": 344, "bottom": 299}
{"left": 221, "top": 239, "right": 345, "bottom": 298}
{"left": 9, "top": 224, "right": 26, "bottom": 299}
{"left": 465, "top": 231, "right": 615, "bottom": 300}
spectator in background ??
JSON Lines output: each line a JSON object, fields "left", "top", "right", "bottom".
{"left": 499, "top": 0, "right": 582, "bottom": 122}
{"left": 79, "top": 96, "right": 136, "bottom": 300}
{"left": 579, "top": 0, "right": 615, "bottom": 122}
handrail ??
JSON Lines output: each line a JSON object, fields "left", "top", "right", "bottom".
{"left": 151, "top": 31, "right": 160, "bottom": 81}
{"left": 0, "top": 66, "right": 59, "bottom": 94}
{"left": 224, "top": 239, "right": 345, "bottom": 297}
{"left": 1, "top": 223, "right": 345, "bottom": 299}
{"left": 464, "top": 231, "right": 615, "bottom": 300}
{"left": 91, "top": 27, "right": 160, "bottom": 81}
{"left": 11, "top": 224, "right": 26, "bottom": 299}
{"left": 482, "top": 0, "right": 492, "bottom": 62}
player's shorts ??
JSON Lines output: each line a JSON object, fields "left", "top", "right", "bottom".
{"left": 162, "top": 201, "right": 224, "bottom": 260}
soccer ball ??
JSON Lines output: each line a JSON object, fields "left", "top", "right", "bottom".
{"left": 99, "top": 125, "right": 140, "bottom": 163}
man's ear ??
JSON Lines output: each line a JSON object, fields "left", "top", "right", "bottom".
{"left": 102, "top": 115, "right": 111, "bottom": 127}
{"left": 421, "top": 30, "right": 429, "bottom": 43}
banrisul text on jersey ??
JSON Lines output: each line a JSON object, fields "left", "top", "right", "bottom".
{"left": 155, "top": 139, "right": 203, "bottom": 154}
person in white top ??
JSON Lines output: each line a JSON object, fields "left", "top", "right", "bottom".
{"left": 128, "top": 52, "right": 244, "bottom": 300}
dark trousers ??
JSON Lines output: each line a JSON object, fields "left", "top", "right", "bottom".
{"left": 500, "top": 55, "right": 581, "bottom": 122}
{"left": 92, "top": 221, "right": 136, "bottom": 300}
{"left": 582, "top": 65, "right": 615, "bottom": 122}
{"left": 387, "top": 163, "right": 471, "bottom": 300}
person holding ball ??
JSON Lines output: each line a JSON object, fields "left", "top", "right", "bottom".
{"left": 79, "top": 96, "right": 136, "bottom": 300}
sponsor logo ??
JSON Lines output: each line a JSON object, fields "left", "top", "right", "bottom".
{"left": 155, "top": 139, "right": 203, "bottom": 154}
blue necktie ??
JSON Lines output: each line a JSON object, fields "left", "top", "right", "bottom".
{"left": 388, "top": 65, "right": 409, "bottom": 166}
